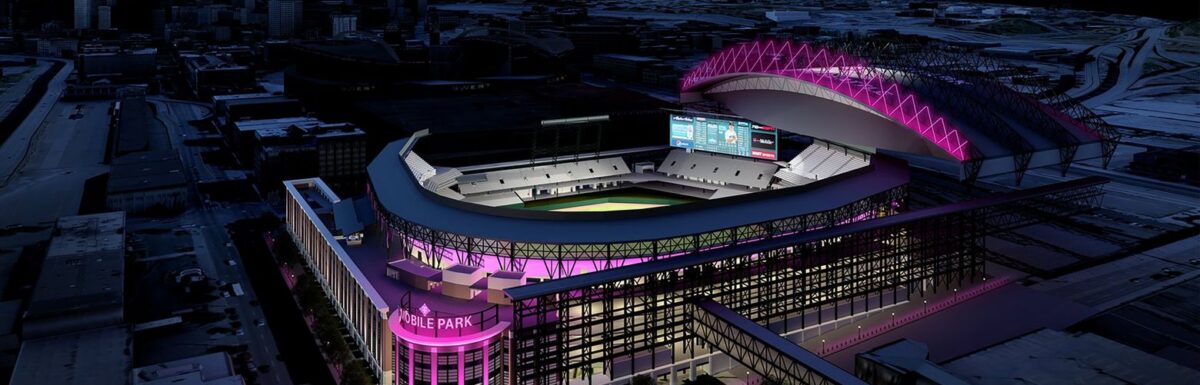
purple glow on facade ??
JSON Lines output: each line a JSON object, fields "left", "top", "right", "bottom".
{"left": 391, "top": 308, "right": 507, "bottom": 385}
{"left": 681, "top": 40, "right": 972, "bottom": 161}
{"left": 458, "top": 349, "right": 465, "bottom": 385}
{"left": 391, "top": 201, "right": 892, "bottom": 282}
{"left": 401, "top": 236, "right": 655, "bottom": 279}
{"left": 389, "top": 308, "right": 508, "bottom": 347}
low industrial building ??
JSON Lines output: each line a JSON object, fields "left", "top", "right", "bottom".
{"left": 234, "top": 117, "right": 367, "bottom": 193}
{"left": 111, "top": 94, "right": 157, "bottom": 157}
{"left": 9, "top": 326, "right": 132, "bottom": 385}
{"left": 76, "top": 48, "right": 157, "bottom": 81}
{"left": 856, "top": 330, "right": 1200, "bottom": 385}
{"left": 213, "top": 93, "right": 306, "bottom": 131}
{"left": 21, "top": 212, "right": 126, "bottom": 339}
{"left": 107, "top": 151, "right": 188, "bottom": 214}
{"left": 132, "top": 352, "right": 245, "bottom": 385}
{"left": 9, "top": 213, "right": 130, "bottom": 385}
{"left": 180, "top": 52, "right": 256, "bottom": 98}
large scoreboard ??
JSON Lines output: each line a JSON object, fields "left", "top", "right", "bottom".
{"left": 669, "top": 113, "right": 778, "bottom": 160}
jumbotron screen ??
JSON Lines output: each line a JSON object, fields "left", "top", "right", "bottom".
{"left": 669, "top": 113, "right": 778, "bottom": 160}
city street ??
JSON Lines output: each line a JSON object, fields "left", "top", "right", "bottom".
{"left": 155, "top": 98, "right": 293, "bottom": 385}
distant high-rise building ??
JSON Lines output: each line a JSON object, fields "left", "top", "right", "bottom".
{"left": 74, "top": 0, "right": 95, "bottom": 29}
{"left": 330, "top": 14, "right": 357, "bottom": 36}
{"left": 244, "top": 0, "right": 256, "bottom": 11}
{"left": 97, "top": 5, "right": 112, "bottom": 30}
{"left": 268, "top": 0, "right": 303, "bottom": 37}
{"left": 387, "top": 0, "right": 426, "bottom": 22}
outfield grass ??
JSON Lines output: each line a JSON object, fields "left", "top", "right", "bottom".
{"left": 511, "top": 188, "right": 698, "bottom": 212}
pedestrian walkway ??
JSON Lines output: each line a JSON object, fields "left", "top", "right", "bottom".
{"left": 818, "top": 276, "right": 1013, "bottom": 356}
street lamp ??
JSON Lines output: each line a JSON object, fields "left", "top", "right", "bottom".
{"left": 857, "top": 325, "right": 862, "bottom": 339}
{"left": 821, "top": 339, "right": 826, "bottom": 352}
{"left": 923, "top": 299, "right": 927, "bottom": 312}
{"left": 891, "top": 312, "right": 895, "bottom": 325}
{"left": 954, "top": 288, "right": 958, "bottom": 300}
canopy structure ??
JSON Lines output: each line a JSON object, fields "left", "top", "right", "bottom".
{"left": 681, "top": 39, "right": 1118, "bottom": 183}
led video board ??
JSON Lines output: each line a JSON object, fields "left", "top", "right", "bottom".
{"left": 669, "top": 113, "right": 777, "bottom": 160}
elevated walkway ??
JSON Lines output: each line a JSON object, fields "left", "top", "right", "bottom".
{"left": 687, "top": 299, "right": 867, "bottom": 385}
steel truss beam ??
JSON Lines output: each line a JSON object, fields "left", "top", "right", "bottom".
{"left": 687, "top": 299, "right": 866, "bottom": 385}
{"left": 507, "top": 178, "right": 1106, "bottom": 385}
{"left": 368, "top": 180, "right": 905, "bottom": 280}
{"left": 682, "top": 39, "right": 1119, "bottom": 183}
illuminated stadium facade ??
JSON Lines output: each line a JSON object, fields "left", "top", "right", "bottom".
{"left": 283, "top": 40, "right": 1113, "bottom": 385}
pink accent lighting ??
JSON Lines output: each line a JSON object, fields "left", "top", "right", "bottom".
{"left": 682, "top": 40, "right": 972, "bottom": 161}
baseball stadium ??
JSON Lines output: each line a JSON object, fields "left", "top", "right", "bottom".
{"left": 283, "top": 40, "right": 1114, "bottom": 385}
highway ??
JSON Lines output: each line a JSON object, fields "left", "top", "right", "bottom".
{"left": 1082, "top": 28, "right": 1166, "bottom": 108}
{"left": 0, "top": 57, "right": 72, "bottom": 186}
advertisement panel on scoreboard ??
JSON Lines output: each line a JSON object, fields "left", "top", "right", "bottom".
{"left": 669, "top": 113, "right": 777, "bottom": 160}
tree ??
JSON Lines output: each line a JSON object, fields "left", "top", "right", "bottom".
{"left": 683, "top": 375, "right": 723, "bottom": 385}
{"left": 325, "top": 335, "right": 350, "bottom": 364}
{"left": 296, "top": 278, "right": 328, "bottom": 313}
{"left": 631, "top": 374, "right": 655, "bottom": 385}
{"left": 272, "top": 231, "right": 301, "bottom": 266}
{"left": 341, "top": 360, "right": 372, "bottom": 385}
{"left": 259, "top": 212, "right": 282, "bottom": 229}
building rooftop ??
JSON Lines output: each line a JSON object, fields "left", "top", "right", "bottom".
{"left": 10, "top": 327, "right": 132, "bottom": 385}
{"left": 26, "top": 212, "right": 125, "bottom": 330}
{"left": 133, "top": 352, "right": 244, "bottom": 385}
{"left": 594, "top": 53, "right": 662, "bottom": 63}
{"left": 115, "top": 95, "right": 152, "bottom": 156}
{"left": 108, "top": 151, "right": 187, "bottom": 194}
{"left": 234, "top": 117, "right": 323, "bottom": 133}
{"left": 943, "top": 329, "right": 1200, "bottom": 385}
{"left": 219, "top": 96, "right": 301, "bottom": 108}
{"left": 294, "top": 39, "right": 401, "bottom": 64}
{"left": 255, "top": 122, "right": 364, "bottom": 140}
{"left": 77, "top": 47, "right": 158, "bottom": 57}
{"left": 285, "top": 179, "right": 505, "bottom": 319}
{"left": 857, "top": 340, "right": 969, "bottom": 385}
{"left": 180, "top": 53, "right": 247, "bottom": 71}
{"left": 211, "top": 93, "right": 275, "bottom": 102}
{"left": 46, "top": 211, "right": 125, "bottom": 258}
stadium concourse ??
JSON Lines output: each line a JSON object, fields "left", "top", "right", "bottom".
{"left": 282, "top": 38, "right": 1115, "bottom": 385}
